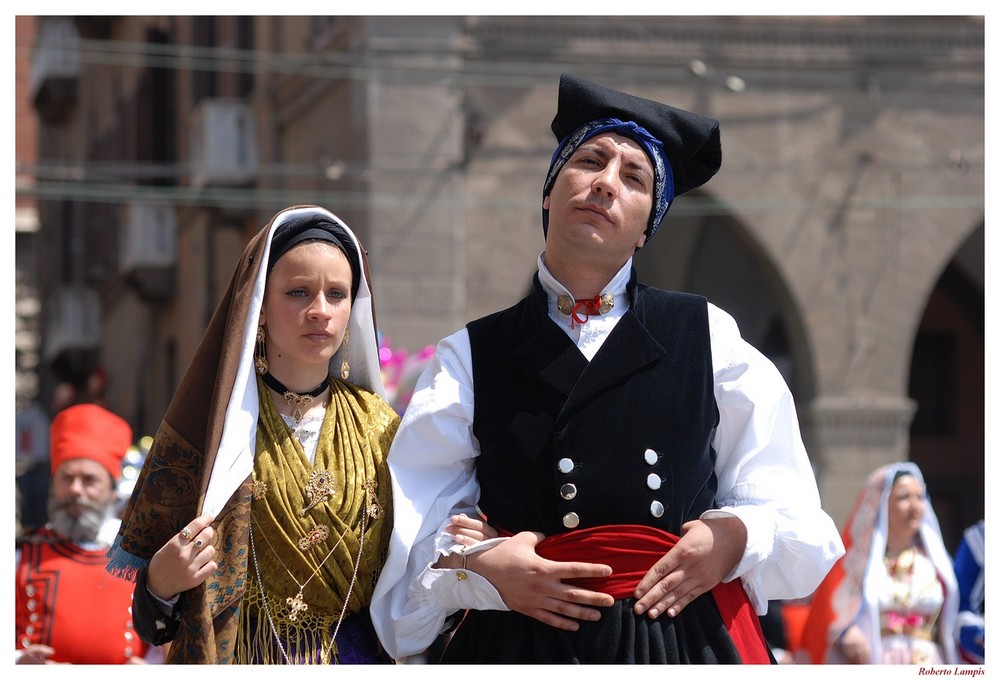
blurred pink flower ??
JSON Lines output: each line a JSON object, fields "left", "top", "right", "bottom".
{"left": 378, "top": 335, "right": 436, "bottom": 414}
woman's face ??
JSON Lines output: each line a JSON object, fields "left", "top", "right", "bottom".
{"left": 886, "top": 473, "right": 926, "bottom": 543}
{"left": 260, "top": 240, "right": 353, "bottom": 375}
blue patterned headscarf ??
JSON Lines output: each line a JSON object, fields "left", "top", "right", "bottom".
{"left": 541, "top": 117, "right": 674, "bottom": 243}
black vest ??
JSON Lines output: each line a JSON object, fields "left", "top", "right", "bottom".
{"left": 467, "top": 271, "right": 720, "bottom": 538}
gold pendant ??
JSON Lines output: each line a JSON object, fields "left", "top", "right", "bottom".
{"left": 282, "top": 391, "right": 314, "bottom": 423}
{"left": 363, "top": 478, "right": 382, "bottom": 520}
{"left": 300, "top": 470, "right": 336, "bottom": 516}
{"left": 297, "top": 524, "right": 331, "bottom": 551}
{"left": 251, "top": 480, "right": 268, "bottom": 500}
{"left": 286, "top": 589, "right": 309, "bottom": 621}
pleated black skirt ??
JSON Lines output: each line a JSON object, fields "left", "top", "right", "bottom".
{"left": 437, "top": 594, "right": 775, "bottom": 664}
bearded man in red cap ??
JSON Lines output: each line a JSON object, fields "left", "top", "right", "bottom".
{"left": 14, "top": 403, "right": 154, "bottom": 664}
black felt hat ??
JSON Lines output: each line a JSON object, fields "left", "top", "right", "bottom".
{"left": 550, "top": 74, "right": 722, "bottom": 196}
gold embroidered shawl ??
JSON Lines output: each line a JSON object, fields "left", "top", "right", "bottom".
{"left": 236, "top": 375, "right": 396, "bottom": 664}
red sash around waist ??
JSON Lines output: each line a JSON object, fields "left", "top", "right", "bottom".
{"left": 532, "top": 524, "right": 771, "bottom": 664}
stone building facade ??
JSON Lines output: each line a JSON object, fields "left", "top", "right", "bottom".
{"left": 20, "top": 16, "right": 983, "bottom": 547}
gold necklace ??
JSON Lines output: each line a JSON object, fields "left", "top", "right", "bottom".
{"left": 251, "top": 516, "right": 347, "bottom": 621}
{"left": 248, "top": 522, "right": 361, "bottom": 664}
{"left": 885, "top": 545, "right": 917, "bottom": 578}
{"left": 262, "top": 373, "right": 329, "bottom": 423}
{"left": 247, "top": 478, "right": 382, "bottom": 664}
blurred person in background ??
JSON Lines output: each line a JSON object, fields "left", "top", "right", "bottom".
{"left": 799, "top": 462, "right": 959, "bottom": 664}
{"left": 952, "top": 519, "right": 984, "bottom": 664}
{"left": 15, "top": 403, "right": 157, "bottom": 664}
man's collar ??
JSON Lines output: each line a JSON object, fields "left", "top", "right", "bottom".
{"left": 536, "top": 252, "right": 633, "bottom": 300}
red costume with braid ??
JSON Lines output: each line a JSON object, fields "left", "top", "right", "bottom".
{"left": 16, "top": 526, "right": 149, "bottom": 663}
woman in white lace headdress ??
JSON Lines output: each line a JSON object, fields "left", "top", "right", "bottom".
{"left": 801, "top": 462, "right": 959, "bottom": 664}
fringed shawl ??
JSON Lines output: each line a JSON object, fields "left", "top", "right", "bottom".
{"left": 236, "top": 375, "right": 396, "bottom": 663}
{"left": 106, "top": 205, "right": 394, "bottom": 663}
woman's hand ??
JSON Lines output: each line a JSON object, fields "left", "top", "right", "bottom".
{"left": 146, "top": 514, "right": 217, "bottom": 601}
{"left": 838, "top": 624, "right": 872, "bottom": 664}
{"left": 445, "top": 512, "right": 499, "bottom": 545}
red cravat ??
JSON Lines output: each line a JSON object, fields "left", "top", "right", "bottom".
{"left": 569, "top": 294, "right": 606, "bottom": 328}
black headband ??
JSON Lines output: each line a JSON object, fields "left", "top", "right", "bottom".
{"left": 267, "top": 215, "right": 361, "bottom": 299}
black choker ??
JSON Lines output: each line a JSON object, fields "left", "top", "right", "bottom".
{"left": 261, "top": 372, "right": 329, "bottom": 423}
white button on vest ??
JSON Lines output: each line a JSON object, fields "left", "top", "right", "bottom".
{"left": 647, "top": 473, "right": 662, "bottom": 490}
{"left": 557, "top": 458, "right": 575, "bottom": 474}
{"left": 563, "top": 512, "right": 581, "bottom": 528}
{"left": 644, "top": 449, "right": 658, "bottom": 465}
{"left": 650, "top": 500, "right": 665, "bottom": 518}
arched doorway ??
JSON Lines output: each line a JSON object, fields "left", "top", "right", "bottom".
{"left": 636, "top": 205, "right": 814, "bottom": 402}
{"left": 907, "top": 224, "right": 984, "bottom": 552}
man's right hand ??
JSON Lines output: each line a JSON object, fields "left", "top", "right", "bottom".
{"left": 467, "top": 531, "right": 614, "bottom": 631}
{"left": 146, "top": 513, "right": 217, "bottom": 601}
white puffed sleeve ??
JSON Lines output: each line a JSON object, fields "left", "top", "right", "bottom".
{"left": 369, "top": 329, "right": 509, "bottom": 661}
{"left": 703, "top": 303, "right": 845, "bottom": 614}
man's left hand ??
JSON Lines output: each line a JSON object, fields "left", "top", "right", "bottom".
{"left": 632, "top": 516, "right": 746, "bottom": 619}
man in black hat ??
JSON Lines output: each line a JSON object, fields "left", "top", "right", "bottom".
{"left": 370, "top": 74, "right": 844, "bottom": 663}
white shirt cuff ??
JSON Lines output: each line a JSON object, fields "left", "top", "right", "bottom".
{"left": 418, "top": 537, "right": 511, "bottom": 612}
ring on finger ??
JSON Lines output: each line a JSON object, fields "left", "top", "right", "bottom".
{"left": 179, "top": 528, "right": 193, "bottom": 540}
{"left": 194, "top": 539, "right": 204, "bottom": 549}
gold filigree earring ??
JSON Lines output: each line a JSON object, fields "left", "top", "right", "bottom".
{"left": 254, "top": 326, "right": 268, "bottom": 375}
{"left": 340, "top": 329, "right": 350, "bottom": 380}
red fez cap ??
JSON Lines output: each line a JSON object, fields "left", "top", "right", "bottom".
{"left": 49, "top": 404, "right": 132, "bottom": 481}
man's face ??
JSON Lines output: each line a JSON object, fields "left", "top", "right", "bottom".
{"left": 51, "top": 458, "right": 116, "bottom": 518}
{"left": 543, "top": 132, "right": 653, "bottom": 269}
